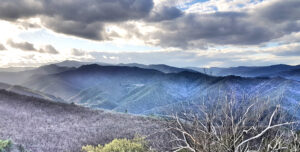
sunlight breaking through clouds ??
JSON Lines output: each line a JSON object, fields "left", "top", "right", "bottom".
{"left": 0, "top": 0, "right": 299, "bottom": 67}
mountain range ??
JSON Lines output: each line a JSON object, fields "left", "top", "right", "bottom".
{"left": 0, "top": 61, "right": 299, "bottom": 118}
{"left": 189, "top": 64, "right": 300, "bottom": 81}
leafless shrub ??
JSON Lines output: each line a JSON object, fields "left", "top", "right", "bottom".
{"left": 166, "top": 94, "right": 300, "bottom": 152}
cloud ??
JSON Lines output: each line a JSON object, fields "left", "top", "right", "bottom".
{"left": 147, "top": 0, "right": 300, "bottom": 48}
{"left": 0, "top": 0, "right": 42, "bottom": 21}
{"left": 7, "top": 39, "right": 59, "bottom": 54}
{"left": 0, "top": 0, "right": 299, "bottom": 50}
{"left": 0, "top": 43, "right": 6, "bottom": 50}
{"left": 88, "top": 45, "right": 300, "bottom": 67}
{"left": 41, "top": 0, "right": 154, "bottom": 40}
{"left": 147, "top": 6, "right": 183, "bottom": 22}
{"left": 0, "top": 0, "right": 154, "bottom": 40}
{"left": 274, "top": 32, "right": 300, "bottom": 44}
{"left": 0, "top": 0, "right": 154, "bottom": 22}
{"left": 71, "top": 48, "right": 85, "bottom": 56}
{"left": 149, "top": 12, "right": 272, "bottom": 48}
{"left": 7, "top": 39, "right": 36, "bottom": 51}
{"left": 264, "top": 43, "right": 300, "bottom": 57}
{"left": 41, "top": 16, "right": 104, "bottom": 40}
{"left": 256, "top": 0, "right": 300, "bottom": 23}
{"left": 90, "top": 50, "right": 262, "bottom": 67}
{"left": 275, "top": 50, "right": 300, "bottom": 57}
{"left": 16, "top": 20, "right": 41, "bottom": 30}
{"left": 39, "top": 45, "right": 59, "bottom": 54}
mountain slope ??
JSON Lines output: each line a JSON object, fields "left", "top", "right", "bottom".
{"left": 145, "top": 76, "right": 300, "bottom": 117}
{"left": 0, "top": 90, "right": 169, "bottom": 152}
{"left": 275, "top": 68, "right": 300, "bottom": 81}
{"left": 0, "top": 82, "right": 63, "bottom": 102}
{"left": 114, "top": 83, "right": 181, "bottom": 114}
{"left": 55, "top": 60, "right": 110, "bottom": 68}
{"left": 22, "top": 65, "right": 215, "bottom": 111}
{"left": 120, "top": 63, "right": 194, "bottom": 73}
{"left": 23, "top": 64, "right": 166, "bottom": 101}
{"left": 0, "top": 64, "right": 74, "bottom": 85}
{"left": 19, "top": 64, "right": 300, "bottom": 118}
{"left": 189, "top": 64, "right": 300, "bottom": 78}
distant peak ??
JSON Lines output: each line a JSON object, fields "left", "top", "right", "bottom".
{"left": 39, "top": 64, "right": 60, "bottom": 69}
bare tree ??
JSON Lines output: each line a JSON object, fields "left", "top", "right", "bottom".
{"left": 166, "top": 95, "right": 299, "bottom": 152}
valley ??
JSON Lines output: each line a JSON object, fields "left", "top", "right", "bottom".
{"left": 0, "top": 61, "right": 299, "bottom": 152}
{"left": 0, "top": 62, "right": 299, "bottom": 116}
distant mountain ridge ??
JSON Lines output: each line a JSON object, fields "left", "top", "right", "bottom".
{"left": 16, "top": 64, "right": 300, "bottom": 118}
{"left": 0, "top": 62, "right": 299, "bottom": 118}
{"left": 189, "top": 64, "right": 300, "bottom": 81}
{"left": 0, "top": 64, "right": 75, "bottom": 85}
{"left": 56, "top": 60, "right": 195, "bottom": 73}
{"left": 118, "top": 63, "right": 196, "bottom": 73}
{"left": 55, "top": 60, "right": 110, "bottom": 68}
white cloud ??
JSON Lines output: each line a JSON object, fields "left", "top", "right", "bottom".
{"left": 0, "top": 21, "right": 22, "bottom": 42}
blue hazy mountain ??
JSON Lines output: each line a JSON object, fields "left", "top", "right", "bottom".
{"left": 0, "top": 63, "right": 299, "bottom": 118}
{"left": 189, "top": 64, "right": 300, "bottom": 81}
{"left": 55, "top": 60, "right": 111, "bottom": 68}
{"left": 16, "top": 64, "right": 300, "bottom": 118}
{"left": 0, "top": 82, "right": 63, "bottom": 102}
{"left": 55, "top": 60, "right": 193, "bottom": 73}
{"left": 273, "top": 68, "right": 300, "bottom": 81}
{"left": 0, "top": 64, "right": 75, "bottom": 85}
{"left": 118, "top": 63, "right": 196, "bottom": 73}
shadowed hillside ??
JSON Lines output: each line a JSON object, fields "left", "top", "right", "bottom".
{"left": 0, "top": 90, "right": 169, "bottom": 152}
{"left": 0, "top": 82, "right": 63, "bottom": 102}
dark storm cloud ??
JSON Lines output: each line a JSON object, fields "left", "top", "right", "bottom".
{"left": 0, "top": 0, "right": 154, "bottom": 22}
{"left": 0, "top": 0, "right": 299, "bottom": 49}
{"left": 147, "top": 6, "right": 183, "bottom": 22}
{"left": 0, "top": 0, "right": 154, "bottom": 40}
{"left": 0, "top": 0, "right": 42, "bottom": 21}
{"left": 40, "top": 0, "right": 154, "bottom": 40}
{"left": 0, "top": 44, "right": 6, "bottom": 50}
{"left": 256, "top": 0, "right": 300, "bottom": 23}
{"left": 151, "top": 12, "right": 275, "bottom": 48}
{"left": 7, "top": 39, "right": 36, "bottom": 51}
{"left": 150, "top": 0, "right": 300, "bottom": 48}
{"left": 41, "top": 16, "right": 104, "bottom": 40}
{"left": 43, "top": 0, "right": 154, "bottom": 23}
{"left": 46, "top": 0, "right": 153, "bottom": 40}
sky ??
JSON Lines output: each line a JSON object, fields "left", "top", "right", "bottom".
{"left": 0, "top": 0, "right": 299, "bottom": 68}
